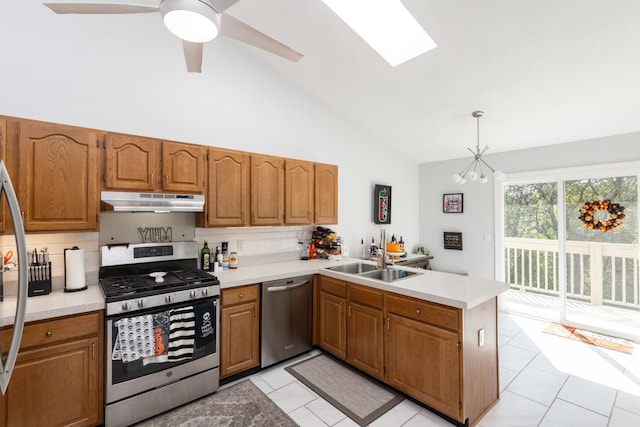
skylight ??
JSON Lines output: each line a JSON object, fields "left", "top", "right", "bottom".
{"left": 321, "top": 0, "right": 437, "bottom": 66}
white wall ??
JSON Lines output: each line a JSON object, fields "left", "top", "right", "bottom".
{"left": 0, "top": 2, "right": 420, "bottom": 281}
{"left": 420, "top": 132, "right": 640, "bottom": 279}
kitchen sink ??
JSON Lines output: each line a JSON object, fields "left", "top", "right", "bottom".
{"left": 359, "top": 268, "right": 421, "bottom": 282}
{"left": 326, "top": 263, "right": 421, "bottom": 282}
{"left": 327, "top": 263, "right": 378, "bottom": 274}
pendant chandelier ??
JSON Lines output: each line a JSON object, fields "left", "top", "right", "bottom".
{"left": 451, "top": 111, "right": 505, "bottom": 184}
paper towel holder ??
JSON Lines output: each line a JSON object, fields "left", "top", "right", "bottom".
{"left": 64, "top": 246, "right": 87, "bottom": 293}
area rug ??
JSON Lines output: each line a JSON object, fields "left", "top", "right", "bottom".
{"left": 543, "top": 323, "right": 634, "bottom": 354}
{"left": 285, "top": 354, "right": 403, "bottom": 426}
{"left": 133, "top": 380, "right": 297, "bottom": 427}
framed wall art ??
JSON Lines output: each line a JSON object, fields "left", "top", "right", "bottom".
{"left": 373, "top": 184, "right": 392, "bottom": 224}
{"left": 444, "top": 232, "right": 463, "bottom": 250}
{"left": 443, "top": 193, "right": 463, "bottom": 213}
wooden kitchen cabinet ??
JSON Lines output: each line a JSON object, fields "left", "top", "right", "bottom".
{"left": 250, "top": 155, "right": 284, "bottom": 225}
{"left": 318, "top": 276, "right": 347, "bottom": 360}
{"left": 103, "top": 132, "right": 158, "bottom": 191}
{"left": 198, "top": 148, "right": 249, "bottom": 227}
{"left": 15, "top": 119, "right": 100, "bottom": 231}
{"left": 103, "top": 134, "right": 204, "bottom": 194}
{"left": 347, "top": 284, "right": 384, "bottom": 380}
{"left": 0, "top": 118, "right": 6, "bottom": 232}
{"left": 220, "top": 284, "right": 260, "bottom": 378}
{"left": 285, "top": 159, "right": 314, "bottom": 224}
{"left": 0, "top": 311, "right": 104, "bottom": 427}
{"left": 161, "top": 141, "right": 205, "bottom": 193}
{"left": 314, "top": 163, "right": 338, "bottom": 224}
{"left": 385, "top": 293, "right": 462, "bottom": 421}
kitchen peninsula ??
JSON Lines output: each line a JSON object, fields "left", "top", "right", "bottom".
{"left": 0, "top": 257, "right": 507, "bottom": 427}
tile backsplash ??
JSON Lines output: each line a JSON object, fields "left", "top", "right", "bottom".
{"left": 0, "top": 224, "right": 317, "bottom": 296}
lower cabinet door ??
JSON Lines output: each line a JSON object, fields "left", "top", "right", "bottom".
{"left": 386, "top": 313, "right": 462, "bottom": 421}
{"left": 347, "top": 302, "right": 384, "bottom": 380}
{"left": 220, "top": 301, "right": 259, "bottom": 378}
{"left": 318, "top": 291, "right": 347, "bottom": 360}
{"left": 2, "top": 337, "right": 100, "bottom": 427}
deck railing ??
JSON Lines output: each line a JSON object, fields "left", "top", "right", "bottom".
{"left": 504, "top": 237, "right": 640, "bottom": 309}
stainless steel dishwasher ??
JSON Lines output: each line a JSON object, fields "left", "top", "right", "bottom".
{"left": 261, "top": 275, "right": 313, "bottom": 368}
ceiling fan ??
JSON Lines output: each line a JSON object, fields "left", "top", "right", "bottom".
{"left": 43, "top": 0, "right": 303, "bottom": 73}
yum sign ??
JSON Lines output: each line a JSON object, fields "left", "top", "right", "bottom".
{"left": 373, "top": 184, "right": 392, "bottom": 224}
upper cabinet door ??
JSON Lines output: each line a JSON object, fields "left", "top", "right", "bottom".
{"left": 315, "top": 163, "right": 338, "bottom": 224}
{"left": 17, "top": 120, "right": 99, "bottom": 231}
{"left": 250, "top": 155, "right": 284, "bottom": 226}
{"left": 285, "top": 159, "right": 314, "bottom": 225}
{"left": 103, "top": 132, "right": 159, "bottom": 191}
{"left": 205, "top": 148, "right": 249, "bottom": 226}
{"left": 0, "top": 118, "right": 6, "bottom": 233}
{"left": 161, "top": 141, "right": 204, "bottom": 194}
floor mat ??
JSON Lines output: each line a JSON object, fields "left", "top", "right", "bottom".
{"left": 133, "top": 380, "right": 297, "bottom": 427}
{"left": 543, "top": 323, "right": 634, "bottom": 354}
{"left": 286, "top": 354, "right": 404, "bottom": 426}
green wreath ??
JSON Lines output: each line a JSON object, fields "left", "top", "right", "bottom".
{"left": 578, "top": 199, "right": 625, "bottom": 232}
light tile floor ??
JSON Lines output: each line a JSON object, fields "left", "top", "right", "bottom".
{"left": 227, "top": 312, "right": 640, "bottom": 426}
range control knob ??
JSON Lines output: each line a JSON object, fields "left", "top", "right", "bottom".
{"left": 165, "top": 294, "right": 174, "bottom": 304}
{"left": 202, "top": 288, "right": 210, "bottom": 296}
{"left": 190, "top": 290, "right": 198, "bottom": 298}
{"left": 137, "top": 299, "right": 147, "bottom": 308}
{"left": 122, "top": 301, "right": 132, "bottom": 311}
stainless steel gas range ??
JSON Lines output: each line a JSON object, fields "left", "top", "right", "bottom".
{"left": 99, "top": 242, "right": 220, "bottom": 427}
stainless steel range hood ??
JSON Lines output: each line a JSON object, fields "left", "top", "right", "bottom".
{"left": 101, "top": 191, "right": 205, "bottom": 213}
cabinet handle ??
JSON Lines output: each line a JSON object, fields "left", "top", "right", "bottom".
{"left": 165, "top": 175, "right": 169, "bottom": 187}
{"left": 45, "top": 331, "right": 52, "bottom": 337}
{"left": 239, "top": 294, "right": 244, "bottom": 299}
{"left": 348, "top": 305, "right": 351, "bottom": 317}
{"left": 416, "top": 308, "right": 421, "bottom": 315}
{"left": 92, "top": 343, "right": 95, "bottom": 359}
{"left": 387, "top": 317, "right": 390, "bottom": 331}
{"left": 150, "top": 173, "right": 154, "bottom": 186}
{"left": 340, "top": 301, "right": 343, "bottom": 313}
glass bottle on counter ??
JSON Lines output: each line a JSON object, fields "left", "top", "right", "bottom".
{"left": 214, "top": 246, "right": 221, "bottom": 271}
{"left": 201, "top": 241, "right": 211, "bottom": 271}
{"left": 222, "top": 241, "right": 230, "bottom": 270}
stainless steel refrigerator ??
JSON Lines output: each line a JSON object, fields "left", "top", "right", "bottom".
{"left": 0, "top": 160, "right": 29, "bottom": 395}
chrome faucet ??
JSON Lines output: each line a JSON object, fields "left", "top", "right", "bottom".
{"left": 377, "top": 228, "right": 393, "bottom": 269}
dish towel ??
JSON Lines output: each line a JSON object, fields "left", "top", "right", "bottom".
{"left": 114, "top": 314, "right": 154, "bottom": 363}
{"left": 193, "top": 300, "right": 216, "bottom": 349}
{"left": 168, "top": 306, "right": 195, "bottom": 362}
{"left": 142, "top": 311, "right": 170, "bottom": 365}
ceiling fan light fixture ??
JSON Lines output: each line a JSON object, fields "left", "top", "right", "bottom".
{"left": 160, "top": 0, "right": 220, "bottom": 43}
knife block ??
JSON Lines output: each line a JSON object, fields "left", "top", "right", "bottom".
{"left": 28, "top": 262, "right": 52, "bottom": 297}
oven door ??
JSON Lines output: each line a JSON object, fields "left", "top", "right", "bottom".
{"left": 105, "top": 297, "right": 219, "bottom": 404}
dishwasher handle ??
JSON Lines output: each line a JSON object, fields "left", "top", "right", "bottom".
{"left": 266, "top": 279, "right": 311, "bottom": 292}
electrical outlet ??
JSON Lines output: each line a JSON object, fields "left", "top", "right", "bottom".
{"left": 478, "top": 328, "right": 485, "bottom": 347}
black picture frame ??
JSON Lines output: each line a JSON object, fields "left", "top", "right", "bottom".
{"left": 373, "top": 184, "right": 392, "bottom": 224}
{"left": 443, "top": 193, "right": 463, "bottom": 213}
{"left": 444, "top": 232, "right": 463, "bottom": 250}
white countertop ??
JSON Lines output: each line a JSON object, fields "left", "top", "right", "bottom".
{"left": 0, "top": 256, "right": 508, "bottom": 327}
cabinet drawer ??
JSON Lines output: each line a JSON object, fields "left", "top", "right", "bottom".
{"left": 222, "top": 284, "right": 259, "bottom": 307}
{"left": 319, "top": 276, "right": 347, "bottom": 298}
{"left": 386, "top": 293, "right": 459, "bottom": 331}
{"left": 1, "top": 311, "right": 102, "bottom": 351}
{"left": 349, "top": 284, "right": 383, "bottom": 309}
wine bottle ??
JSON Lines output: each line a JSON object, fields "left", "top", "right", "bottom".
{"left": 201, "top": 240, "right": 211, "bottom": 271}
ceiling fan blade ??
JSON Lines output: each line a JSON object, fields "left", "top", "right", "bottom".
{"left": 182, "top": 41, "right": 203, "bottom": 73}
{"left": 43, "top": 3, "right": 159, "bottom": 14}
{"left": 219, "top": 13, "right": 303, "bottom": 62}
{"left": 210, "top": 0, "right": 240, "bottom": 13}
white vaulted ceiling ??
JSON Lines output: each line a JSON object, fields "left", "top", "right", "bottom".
{"left": 5, "top": 0, "right": 640, "bottom": 163}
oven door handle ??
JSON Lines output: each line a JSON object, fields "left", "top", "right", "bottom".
{"left": 266, "top": 280, "right": 310, "bottom": 292}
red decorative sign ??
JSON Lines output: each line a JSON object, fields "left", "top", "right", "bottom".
{"left": 374, "top": 184, "right": 392, "bottom": 224}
